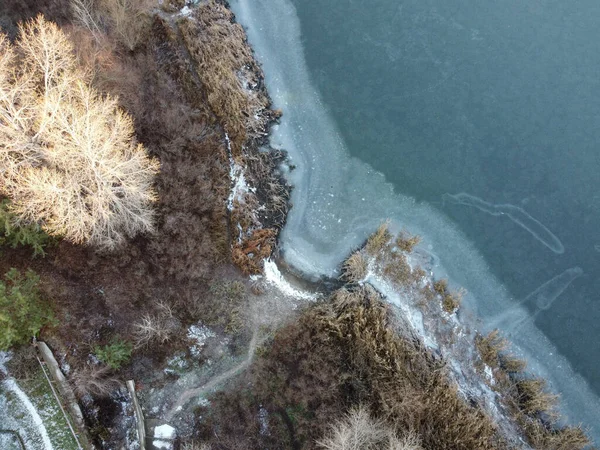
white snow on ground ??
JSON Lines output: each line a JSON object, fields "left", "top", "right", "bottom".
{"left": 2, "top": 379, "right": 55, "bottom": 450}
{"left": 263, "top": 259, "right": 318, "bottom": 301}
{"left": 153, "top": 424, "right": 176, "bottom": 450}
{"left": 180, "top": 6, "right": 192, "bottom": 16}
{"left": 484, "top": 364, "right": 496, "bottom": 386}
{"left": 0, "top": 351, "right": 10, "bottom": 375}
{"left": 187, "top": 324, "right": 216, "bottom": 357}
{"left": 225, "top": 133, "right": 255, "bottom": 211}
{"left": 364, "top": 266, "right": 438, "bottom": 350}
{"left": 258, "top": 405, "right": 269, "bottom": 435}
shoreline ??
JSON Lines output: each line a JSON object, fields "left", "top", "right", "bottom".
{"left": 221, "top": 0, "right": 597, "bottom": 447}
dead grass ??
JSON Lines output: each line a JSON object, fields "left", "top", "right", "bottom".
{"left": 395, "top": 231, "right": 421, "bottom": 253}
{"left": 475, "top": 330, "right": 507, "bottom": 369}
{"left": 365, "top": 222, "right": 392, "bottom": 255}
{"left": 383, "top": 253, "right": 413, "bottom": 286}
{"left": 342, "top": 251, "right": 368, "bottom": 283}
{"left": 519, "top": 419, "right": 591, "bottom": 450}
{"left": 514, "top": 378, "right": 558, "bottom": 418}
{"left": 178, "top": 0, "right": 270, "bottom": 157}
{"left": 432, "top": 279, "right": 461, "bottom": 314}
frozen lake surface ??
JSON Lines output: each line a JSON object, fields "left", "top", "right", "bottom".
{"left": 230, "top": 0, "right": 600, "bottom": 442}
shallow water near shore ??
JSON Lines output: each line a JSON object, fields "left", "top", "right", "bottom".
{"left": 230, "top": 0, "right": 600, "bottom": 441}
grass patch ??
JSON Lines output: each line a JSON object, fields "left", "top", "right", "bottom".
{"left": 7, "top": 361, "right": 81, "bottom": 450}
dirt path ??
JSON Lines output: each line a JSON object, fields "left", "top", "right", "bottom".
{"left": 164, "top": 327, "right": 260, "bottom": 421}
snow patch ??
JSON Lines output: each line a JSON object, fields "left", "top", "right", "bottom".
{"left": 258, "top": 405, "right": 269, "bottom": 435}
{"left": 364, "top": 267, "right": 438, "bottom": 350}
{"left": 484, "top": 364, "right": 496, "bottom": 386}
{"left": 0, "top": 351, "right": 11, "bottom": 375}
{"left": 153, "top": 424, "right": 176, "bottom": 450}
{"left": 187, "top": 324, "right": 215, "bottom": 357}
{"left": 226, "top": 133, "right": 255, "bottom": 211}
{"left": 263, "top": 259, "right": 318, "bottom": 301}
{"left": 2, "top": 378, "right": 55, "bottom": 450}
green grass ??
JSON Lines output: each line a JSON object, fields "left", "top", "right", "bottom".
{"left": 3, "top": 363, "right": 81, "bottom": 450}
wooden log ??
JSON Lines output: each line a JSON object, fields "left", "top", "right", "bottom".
{"left": 127, "top": 380, "right": 146, "bottom": 450}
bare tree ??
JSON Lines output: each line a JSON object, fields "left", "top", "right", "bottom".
{"left": 317, "top": 405, "right": 422, "bottom": 450}
{"left": 70, "top": 364, "right": 122, "bottom": 397}
{"left": 0, "top": 16, "right": 159, "bottom": 249}
{"left": 70, "top": 0, "right": 154, "bottom": 50}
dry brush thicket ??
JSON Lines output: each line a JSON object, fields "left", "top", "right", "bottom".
{"left": 0, "top": 16, "right": 159, "bottom": 249}
{"left": 196, "top": 287, "right": 506, "bottom": 449}
{"left": 71, "top": 0, "right": 156, "bottom": 50}
{"left": 178, "top": 0, "right": 271, "bottom": 157}
{"left": 473, "top": 329, "right": 589, "bottom": 450}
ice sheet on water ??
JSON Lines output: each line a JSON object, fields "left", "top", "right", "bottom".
{"left": 230, "top": 0, "right": 600, "bottom": 441}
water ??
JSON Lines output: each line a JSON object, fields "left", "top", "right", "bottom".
{"left": 230, "top": 0, "right": 600, "bottom": 441}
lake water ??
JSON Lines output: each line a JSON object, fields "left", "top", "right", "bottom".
{"left": 230, "top": 0, "right": 600, "bottom": 440}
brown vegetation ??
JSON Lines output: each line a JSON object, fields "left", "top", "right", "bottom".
{"left": 475, "top": 330, "right": 508, "bottom": 370}
{"left": 178, "top": 0, "right": 271, "bottom": 157}
{"left": 342, "top": 250, "right": 368, "bottom": 283}
{"left": 196, "top": 288, "right": 507, "bottom": 449}
{"left": 395, "top": 230, "right": 421, "bottom": 253}
{"left": 474, "top": 329, "right": 590, "bottom": 449}
{"left": 365, "top": 222, "right": 392, "bottom": 255}
{"left": 70, "top": 364, "right": 122, "bottom": 397}
{"left": 232, "top": 228, "right": 278, "bottom": 275}
{"left": 432, "top": 279, "right": 461, "bottom": 314}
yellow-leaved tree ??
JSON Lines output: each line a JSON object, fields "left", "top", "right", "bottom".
{"left": 0, "top": 15, "right": 159, "bottom": 250}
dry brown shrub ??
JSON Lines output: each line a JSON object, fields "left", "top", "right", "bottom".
{"left": 0, "top": 16, "right": 159, "bottom": 250}
{"left": 70, "top": 363, "right": 122, "bottom": 397}
{"left": 395, "top": 231, "right": 421, "bottom": 253}
{"left": 431, "top": 279, "right": 461, "bottom": 313}
{"left": 475, "top": 330, "right": 507, "bottom": 369}
{"left": 515, "top": 378, "right": 558, "bottom": 417}
{"left": 342, "top": 251, "right": 368, "bottom": 283}
{"left": 331, "top": 288, "right": 364, "bottom": 310}
{"left": 132, "top": 313, "right": 178, "bottom": 348}
{"left": 232, "top": 228, "right": 277, "bottom": 274}
{"left": 519, "top": 419, "right": 590, "bottom": 450}
{"left": 178, "top": 0, "right": 271, "bottom": 156}
{"left": 499, "top": 353, "right": 527, "bottom": 373}
{"left": 433, "top": 279, "right": 448, "bottom": 295}
{"left": 71, "top": 0, "right": 155, "bottom": 50}
{"left": 317, "top": 405, "right": 423, "bottom": 450}
{"left": 365, "top": 222, "right": 392, "bottom": 255}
